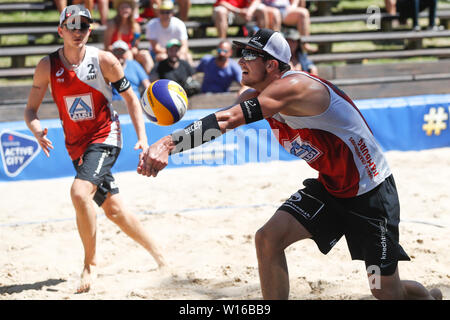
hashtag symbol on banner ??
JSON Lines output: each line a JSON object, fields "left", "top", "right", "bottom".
{"left": 422, "top": 107, "right": 448, "bottom": 136}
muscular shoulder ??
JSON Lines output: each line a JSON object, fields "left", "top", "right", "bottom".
{"left": 267, "top": 72, "right": 330, "bottom": 115}
{"left": 37, "top": 55, "right": 51, "bottom": 71}
{"left": 31, "top": 55, "right": 52, "bottom": 87}
{"left": 98, "top": 50, "right": 123, "bottom": 82}
{"left": 35, "top": 56, "right": 51, "bottom": 78}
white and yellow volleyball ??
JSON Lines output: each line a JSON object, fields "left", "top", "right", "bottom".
{"left": 140, "top": 79, "right": 188, "bottom": 126}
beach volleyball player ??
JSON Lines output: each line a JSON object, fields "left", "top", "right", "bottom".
{"left": 137, "top": 29, "right": 442, "bottom": 300}
{"left": 24, "top": 5, "right": 166, "bottom": 293}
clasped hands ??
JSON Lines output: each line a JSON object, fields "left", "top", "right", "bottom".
{"left": 137, "top": 135, "right": 174, "bottom": 177}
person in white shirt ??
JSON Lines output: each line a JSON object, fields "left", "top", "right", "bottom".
{"left": 144, "top": 0, "right": 192, "bottom": 63}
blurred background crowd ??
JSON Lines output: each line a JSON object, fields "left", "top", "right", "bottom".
{"left": 51, "top": 0, "right": 444, "bottom": 98}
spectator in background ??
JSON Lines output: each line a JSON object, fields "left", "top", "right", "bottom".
{"left": 139, "top": 0, "right": 190, "bottom": 22}
{"left": 138, "top": 0, "right": 160, "bottom": 22}
{"left": 283, "top": 27, "right": 318, "bottom": 75}
{"left": 196, "top": 39, "right": 247, "bottom": 95}
{"left": 177, "top": 0, "right": 191, "bottom": 21}
{"left": 213, "top": 0, "right": 266, "bottom": 39}
{"left": 54, "top": 0, "right": 110, "bottom": 25}
{"left": 150, "top": 39, "right": 200, "bottom": 96}
{"left": 145, "top": 0, "right": 193, "bottom": 63}
{"left": 258, "top": 0, "right": 315, "bottom": 52}
{"left": 104, "top": 0, "right": 154, "bottom": 73}
{"left": 110, "top": 40, "right": 151, "bottom": 101}
{"left": 395, "top": 0, "right": 440, "bottom": 31}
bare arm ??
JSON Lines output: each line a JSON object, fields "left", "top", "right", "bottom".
{"left": 150, "top": 39, "right": 166, "bottom": 55}
{"left": 99, "top": 50, "right": 148, "bottom": 150}
{"left": 246, "top": 0, "right": 262, "bottom": 19}
{"left": 137, "top": 78, "right": 298, "bottom": 177}
{"left": 24, "top": 56, "right": 53, "bottom": 157}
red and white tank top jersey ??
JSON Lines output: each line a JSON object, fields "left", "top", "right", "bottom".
{"left": 267, "top": 71, "right": 391, "bottom": 198}
{"left": 49, "top": 46, "right": 122, "bottom": 161}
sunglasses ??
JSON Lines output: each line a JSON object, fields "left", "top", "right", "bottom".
{"left": 217, "top": 48, "right": 229, "bottom": 54}
{"left": 240, "top": 48, "right": 267, "bottom": 61}
{"left": 160, "top": 10, "right": 173, "bottom": 15}
{"left": 62, "top": 22, "right": 91, "bottom": 32}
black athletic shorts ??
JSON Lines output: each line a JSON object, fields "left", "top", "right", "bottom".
{"left": 72, "top": 143, "right": 121, "bottom": 207}
{"left": 279, "top": 175, "right": 410, "bottom": 276}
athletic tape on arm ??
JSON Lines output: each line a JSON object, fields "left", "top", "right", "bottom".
{"left": 170, "top": 113, "right": 222, "bottom": 155}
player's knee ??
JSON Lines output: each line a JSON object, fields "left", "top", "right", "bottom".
{"left": 103, "top": 205, "right": 123, "bottom": 221}
{"left": 370, "top": 287, "right": 402, "bottom": 300}
{"left": 255, "top": 227, "right": 279, "bottom": 256}
{"left": 70, "top": 186, "right": 88, "bottom": 205}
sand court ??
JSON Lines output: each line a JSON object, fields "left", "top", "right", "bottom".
{"left": 0, "top": 148, "right": 449, "bottom": 300}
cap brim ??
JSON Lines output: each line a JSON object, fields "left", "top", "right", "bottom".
{"left": 232, "top": 40, "right": 268, "bottom": 55}
{"left": 61, "top": 14, "right": 93, "bottom": 25}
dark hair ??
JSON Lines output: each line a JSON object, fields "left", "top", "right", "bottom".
{"left": 262, "top": 55, "right": 291, "bottom": 72}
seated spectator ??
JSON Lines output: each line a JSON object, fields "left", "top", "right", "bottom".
{"left": 145, "top": 0, "right": 193, "bottom": 63}
{"left": 110, "top": 40, "right": 151, "bottom": 100}
{"left": 396, "top": 0, "right": 440, "bottom": 31}
{"left": 282, "top": 28, "right": 318, "bottom": 76}
{"left": 104, "top": 0, "right": 154, "bottom": 73}
{"left": 213, "top": 0, "right": 266, "bottom": 39}
{"left": 258, "top": 0, "right": 315, "bottom": 52}
{"left": 150, "top": 39, "right": 200, "bottom": 96}
{"left": 139, "top": 0, "right": 189, "bottom": 21}
{"left": 138, "top": 0, "right": 160, "bottom": 22}
{"left": 177, "top": 0, "right": 191, "bottom": 21}
{"left": 385, "top": 0, "right": 397, "bottom": 15}
{"left": 196, "top": 40, "right": 247, "bottom": 94}
{"left": 54, "top": 0, "right": 110, "bottom": 25}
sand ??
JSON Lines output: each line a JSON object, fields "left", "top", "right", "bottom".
{"left": 0, "top": 148, "right": 449, "bottom": 300}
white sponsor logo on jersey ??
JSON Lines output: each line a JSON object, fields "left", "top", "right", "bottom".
{"left": 64, "top": 93, "right": 95, "bottom": 121}
{"left": 56, "top": 67, "right": 64, "bottom": 77}
{"left": 282, "top": 135, "right": 323, "bottom": 163}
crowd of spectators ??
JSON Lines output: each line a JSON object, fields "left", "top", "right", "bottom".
{"left": 52, "top": 0, "right": 444, "bottom": 99}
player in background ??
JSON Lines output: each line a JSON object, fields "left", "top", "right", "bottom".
{"left": 24, "top": 5, "right": 166, "bottom": 293}
{"left": 137, "top": 29, "right": 442, "bottom": 300}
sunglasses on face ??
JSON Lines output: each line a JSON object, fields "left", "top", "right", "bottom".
{"left": 217, "top": 48, "right": 229, "bottom": 54}
{"left": 240, "top": 48, "right": 267, "bottom": 61}
{"left": 112, "top": 49, "right": 126, "bottom": 55}
{"left": 160, "top": 10, "right": 172, "bottom": 15}
{"left": 62, "top": 22, "right": 91, "bottom": 32}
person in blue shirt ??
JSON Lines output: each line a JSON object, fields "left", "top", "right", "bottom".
{"left": 196, "top": 39, "right": 247, "bottom": 95}
{"left": 111, "top": 40, "right": 150, "bottom": 101}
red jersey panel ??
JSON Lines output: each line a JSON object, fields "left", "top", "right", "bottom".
{"left": 49, "top": 46, "right": 121, "bottom": 160}
{"left": 268, "top": 71, "right": 391, "bottom": 198}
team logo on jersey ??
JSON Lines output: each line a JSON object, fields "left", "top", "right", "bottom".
{"left": 56, "top": 67, "right": 64, "bottom": 77}
{"left": 282, "top": 135, "right": 323, "bottom": 163}
{"left": 64, "top": 93, "right": 95, "bottom": 121}
{"left": 0, "top": 130, "right": 41, "bottom": 177}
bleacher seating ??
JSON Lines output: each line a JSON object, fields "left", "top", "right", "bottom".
{"left": 1, "top": 0, "right": 450, "bottom": 114}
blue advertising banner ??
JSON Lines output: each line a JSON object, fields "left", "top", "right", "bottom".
{"left": 1, "top": 94, "right": 449, "bottom": 182}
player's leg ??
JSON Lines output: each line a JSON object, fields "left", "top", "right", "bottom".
{"left": 213, "top": 6, "right": 229, "bottom": 39}
{"left": 256, "top": 179, "right": 346, "bottom": 300}
{"left": 255, "top": 210, "right": 312, "bottom": 300}
{"left": 70, "top": 177, "right": 98, "bottom": 293}
{"left": 368, "top": 267, "right": 442, "bottom": 300}
{"left": 101, "top": 192, "right": 167, "bottom": 269}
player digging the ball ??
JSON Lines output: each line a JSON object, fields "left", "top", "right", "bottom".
{"left": 137, "top": 29, "right": 443, "bottom": 300}
{"left": 24, "top": 5, "right": 166, "bottom": 293}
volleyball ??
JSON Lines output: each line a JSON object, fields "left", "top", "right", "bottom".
{"left": 140, "top": 79, "right": 188, "bottom": 126}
